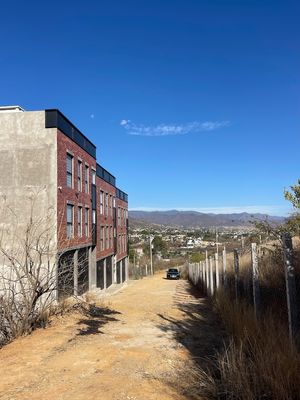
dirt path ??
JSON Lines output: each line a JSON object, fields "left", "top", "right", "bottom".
{"left": 0, "top": 274, "right": 225, "bottom": 400}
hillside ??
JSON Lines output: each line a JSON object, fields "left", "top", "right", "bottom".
{"left": 129, "top": 210, "right": 284, "bottom": 228}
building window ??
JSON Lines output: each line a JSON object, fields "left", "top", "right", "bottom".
{"left": 66, "top": 204, "right": 74, "bottom": 238}
{"left": 118, "top": 207, "right": 120, "bottom": 225}
{"left": 105, "top": 193, "right": 109, "bottom": 216}
{"left": 92, "top": 169, "right": 96, "bottom": 185}
{"left": 85, "top": 207, "right": 89, "bottom": 236}
{"left": 78, "top": 206, "right": 82, "bottom": 237}
{"left": 106, "top": 226, "right": 109, "bottom": 249}
{"left": 110, "top": 226, "right": 113, "bottom": 248}
{"left": 100, "top": 226, "right": 104, "bottom": 250}
{"left": 100, "top": 191, "right": 104, "bottom": 214}
{"left": 103, "top": 226, "right": 106, "bottom": 249}
{"left": 110, "top": 195, "right": 113, "bottom": 216}
{"left": 66, "top": 154, "right": 73, "bottom": 188}
{"left": 77, "top": 160, "right": 82, "bottom": 191}
{"left": 85, "top": 165, "right": 89, "bottom": 193}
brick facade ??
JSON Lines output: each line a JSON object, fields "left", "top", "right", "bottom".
{"left": 96, "top": 176, "right": 116, "bottom": 260}
{"left": 116, "top": 197, "right": 128, "bottom": 261}
{"left": 57, "top": 129, "right": 97, "bottom": 251}
{"left": 53, "top": 109, "right": 128, "bottom": 295}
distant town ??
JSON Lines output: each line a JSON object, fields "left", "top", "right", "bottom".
{"left": 128, "top": 216, "right": 258, "bottom": 269}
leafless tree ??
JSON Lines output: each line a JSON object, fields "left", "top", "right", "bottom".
{"left": 0, "top": 192, "right": 87, "bottom": 345}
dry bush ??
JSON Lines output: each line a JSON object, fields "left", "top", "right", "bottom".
{"left": 0, "top": 197, "right": 57, "bottom": 344}
{"left": 0, "top": 193, "right": 87, "bottom": 346}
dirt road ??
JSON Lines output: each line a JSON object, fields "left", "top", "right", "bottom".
{"left": 0, "top": 273, "right": 225, "bottom": 400}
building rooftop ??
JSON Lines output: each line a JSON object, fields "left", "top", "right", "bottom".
{"left": 96, "top": 164, "right": 116, "bottom": 187}
{"left": 45, "top": 109, "right": 97, "bottom": 159}
{"left": 0, "top": 105, "right": 25, "bottom": 112}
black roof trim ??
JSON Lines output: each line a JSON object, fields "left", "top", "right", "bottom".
{"left": 116, "top": 188, "right": 128, "bottom": 203}
{"left": 45, "top": 109, "right": 96, "bottom": 159}
{"left": 96, "top": 163, "right": 116, "bottom": 187}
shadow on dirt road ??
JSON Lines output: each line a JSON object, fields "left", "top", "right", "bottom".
{"left": 76, "top": 304, "right": 121, "bottom": 336}
{"left": 157, "top": 280, "right": 226, "bottom": 371}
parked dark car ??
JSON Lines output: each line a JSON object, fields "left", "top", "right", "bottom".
{"left": 166, "top": 268, "right": 180, "bottom": 280}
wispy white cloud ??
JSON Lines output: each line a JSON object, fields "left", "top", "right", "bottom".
{"left": 129, "top": 205, "right": 291, "bottom": 216}
{"left": 120, "top": 119, "right": 230, "bottom": 136}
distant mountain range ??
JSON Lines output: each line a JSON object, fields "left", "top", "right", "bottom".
{"left": 129, "top": 210, "right": 285, "bottom": 228}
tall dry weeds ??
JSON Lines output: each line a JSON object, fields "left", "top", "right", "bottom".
{"left": 206, "top": 291, "right": 300, "bottom": 399}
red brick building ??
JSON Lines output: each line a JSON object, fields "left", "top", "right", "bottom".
{"left": 0, "top": 107, "right": 128, "bottom": 299}
{"left": 44, "top": 109, "right": 129, "bottom": 297}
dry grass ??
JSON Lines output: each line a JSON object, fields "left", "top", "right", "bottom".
{"left": 194, "top": 241, "right": 300, "bottom": 399}
{"left": 201, "top": 290, "right": 300, "bottom": 399}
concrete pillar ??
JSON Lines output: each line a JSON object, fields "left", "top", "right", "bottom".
{"left": 120, "top": 259, "right": 123, "bottom": 283}
{"left": 89, "top": 246, "right": 97, "bottom": 291}
{"left": 113, "top": 255, "right": 117, "bottom": 284}
{"left": 74, "top": 249, "right": 78, "bottom": 296}
{"left": 103, "top": 258, "right": 107, "bottom": 290}
{"left": 125, "top": 257, "right": 129, "bottom": 281}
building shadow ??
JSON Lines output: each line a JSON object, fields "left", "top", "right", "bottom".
{"left": 75, "top": 303, "right": 121, "bottom": 336}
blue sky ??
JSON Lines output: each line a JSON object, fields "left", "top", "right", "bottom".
{"left": 1, "top": 0, "right": 299, "bottom": 216}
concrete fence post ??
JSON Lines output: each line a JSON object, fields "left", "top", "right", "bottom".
{"left": 282, "top": 233, "right": 298, "bottom": 345}
{"left": 223, "top": 247, "right": 227, "bottom": 289}
{"left": 199, "top": 261, "right": 202, "bottom": 286}
{"left": 205, "top": 251, "right": 209, "bottom": 293}
{"left": 234, "top": 249, "right": 240, "bottom": 302}
{"left": 209, "top": 256, "right": 214, "bottom": 296}
{"left": 193, "top": 263, "right": 195, "bottom": 284}
{"left": 215, "top": 252, "right": 219, "bottom": 290}
{"left": 251, "top": 243, "right": 260, "bottom": 318}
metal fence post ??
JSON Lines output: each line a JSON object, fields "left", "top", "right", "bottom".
{"left": 282, "top": 233, "right": 298, "bottom": 345}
